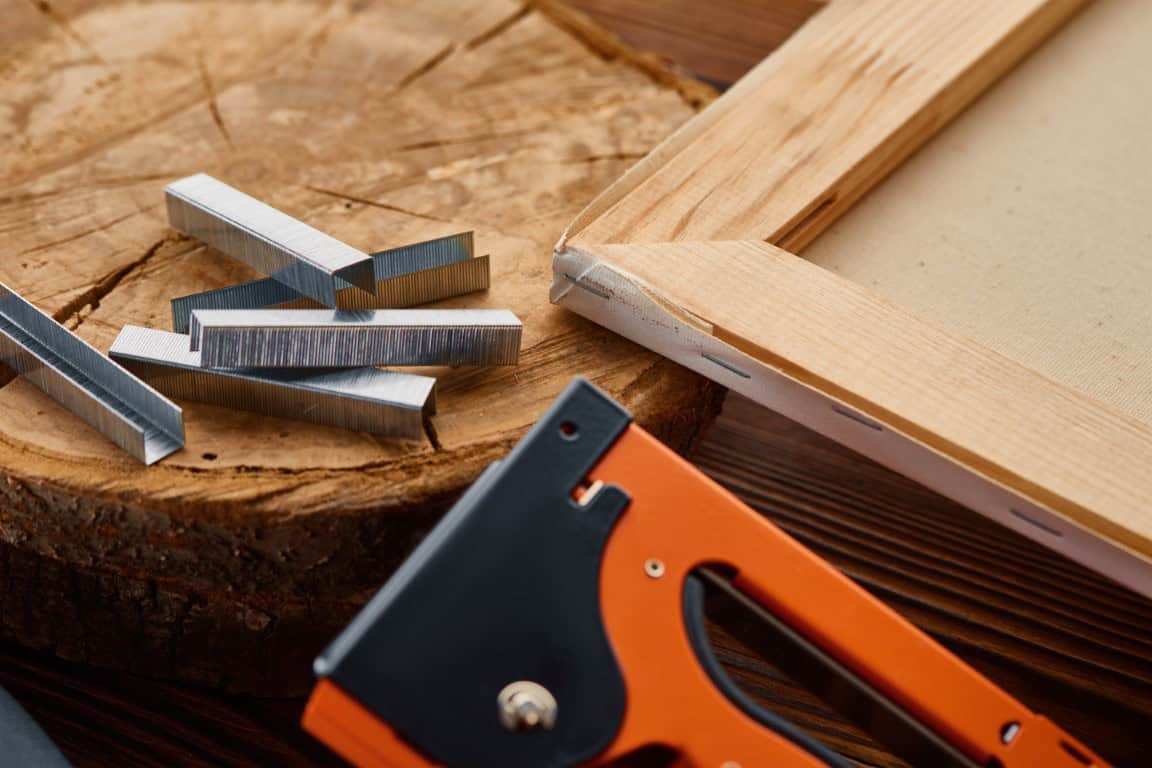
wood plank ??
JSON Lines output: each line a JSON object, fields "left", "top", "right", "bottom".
{"left": 565, "top": 0, "right": 1089, "bottom": 248}
{"left": 566, "top": 240, "right": 1152, "bottom": 563}
{"left": 695, "top": 396, "right": 1152, "bottom": 768}
{"left": 563, "top": 0, "right": 828, "bottom": 85}
{"left": 0, "top": 635, "right": 338, "bottom": 767}
{"left": 6, "top": 395, "right": 1148, "bottom": 767}
{"left": 0, "top": 0, "right": 722, "bottom": 693}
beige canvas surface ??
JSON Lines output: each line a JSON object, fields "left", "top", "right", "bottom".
{"left": 805, "top": 0, "right": 1152, "bottom": 425}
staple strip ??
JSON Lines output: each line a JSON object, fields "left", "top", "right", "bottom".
{"left": 110, "top": 326, "right": 434, "bottom": 439}
{"left": 0, "top": 283, "right": 183, "bottom": 464}
{"left": 171, "top": 256, "right": 490, "bottom": 334}
{"left": 171, "top": 279, "right": 301, "bottom": 333}
{"left": 190, "top": 308, "right": 522, "bottom": 368}
{"left": 360, "top": 256, "right": 489, "bottom": 309}
{"left": 373, "top": 231, "right": 473, "bottom": 280}
{"left": 170, "top": 238, "right": 487, "bottom": 333}
{"left": 166, "top": 173, "right": 376, "bottom": 306}
{"left": 253, "top": 258, "right": 491, "bottom": 313}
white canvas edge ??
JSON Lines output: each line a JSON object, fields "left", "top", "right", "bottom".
{"left": 551, "top": 246, "right": 1152, "bottom": 600}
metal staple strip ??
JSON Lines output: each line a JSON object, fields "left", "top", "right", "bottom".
{"left": 368, "top": 255, "right": 489, "bottom": 308}
{"left": 170, "top": 237, "right": 488, "bottom": 333}
{"left": 171, "top": 279, "right": 301, "bottom": 333}
{"left": 166, "top": 173, "right": 376, "bottom": 306}
{"left": 0, "top": 283, "right": 183, "bottom": 464}
{"left": 189, "top": 309, "right": 522, "bottom": 368}
{"left": 373, "top": 231, "right": 473, "bottom": 280}
{"left": 110, "top": 326, "right": 435, "bottom": 439}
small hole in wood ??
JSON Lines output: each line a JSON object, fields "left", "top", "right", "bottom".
{"left": 202, "top": 452, "right": 218, "bottom": 461}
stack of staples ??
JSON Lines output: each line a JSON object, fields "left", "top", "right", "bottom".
{"left": 110, "top": 174, "right": 522, "bottom": 442}
{"left": 0, "top": 281, "right": 185, "bottom": 465}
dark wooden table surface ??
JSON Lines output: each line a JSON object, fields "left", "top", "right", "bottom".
{"left": 3, "top": 2, "right": 1150, "bottom": 766}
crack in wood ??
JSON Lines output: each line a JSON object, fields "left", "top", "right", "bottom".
{"left": 301, "top": 0, "right": 346, "bottom": 63}
{"left": 466, "top": 4, "right": 531, "bottom": 49}
{"left": 24, "top": 0, "right": 107, "bottom": 65}
{"left": 390, "top": 41, "right": 457, "bottom": 94}
{"left": 390, "top": 127, "right": 538, "bottom": 153}
{"left": 304, "top": 185, "right": 456, "bottom": 224}
{"left": 51, "top": 231, "right": 190, "bottom": 329}
{"left": 0, "top": 174, "right": 187, "bottom": 208}
{"left": 556, "top": 151, "right": 648, "bottom": 164}
{"left": 196, "top": 51, "right": 233, "bottom": 149}
{"left": 15, "top": 207, "right": 148, "bottom": 258}
{"left": 4, "top": 20, "right": 323, "bottom": 189}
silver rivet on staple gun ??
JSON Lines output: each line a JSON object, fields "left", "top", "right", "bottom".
{"left": 188, "top": 308, "right": 523, "bottom": 369}
{"left": 0, "top": 282, "right": 184, "bottom": 464}
{"left": 110, "top": 326, "right": 435, "bottom": 440}
{"left": 165, "top": 173, "right": 377, "bottom": 307}
{"left": 168, "top": 232, "right": 490, "bottom": 333}
{"left": 497, "top": 681, "right": 558, "bottom": 732}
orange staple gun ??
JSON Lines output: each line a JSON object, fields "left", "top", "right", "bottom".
{"left": 303, "top": 379, "right": 1108, "bottom": 768}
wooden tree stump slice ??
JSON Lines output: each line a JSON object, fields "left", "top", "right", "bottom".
{"left": 0, "top": 0, "right": 721, "bottom": 693}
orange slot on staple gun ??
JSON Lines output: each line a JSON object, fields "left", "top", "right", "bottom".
{"left": 302, "top": 378, "right": 1109, "bottom": 768}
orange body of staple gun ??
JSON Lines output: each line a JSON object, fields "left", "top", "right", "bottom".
{"left": 303, "top": 379, "right": 1108, "bottom": 768}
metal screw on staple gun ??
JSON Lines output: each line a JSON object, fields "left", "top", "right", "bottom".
{"left": 497, "top": 681, "right": 558, "bottom": 732}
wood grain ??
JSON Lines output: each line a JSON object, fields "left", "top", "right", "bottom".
{"left": 572, "top": 240, "right": 1152, "bottom": 561}
{"left": 0, "top": 0, "right": 722, "bottom": 692}
{"left": 565, "top": 0, "right": 828, "bottom": 85}
{"left": 697, "top": 397, "right": 1152, "bottom": 768}
{"left": 5, "top": 395, "right": 1147, "bottom": 767}
{"left": 566, "top": 0, "right": 1089, "bottom": 248}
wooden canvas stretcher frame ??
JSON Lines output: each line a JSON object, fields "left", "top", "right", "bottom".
{"left": 551, "top": 0, "right": 1152, "bottom": 598}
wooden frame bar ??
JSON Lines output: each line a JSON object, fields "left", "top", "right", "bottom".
{"left": 552, "top": 0, "right": 1152, "bottom": 595}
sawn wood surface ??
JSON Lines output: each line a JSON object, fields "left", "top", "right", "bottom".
{"left": 0, "top": 0, "right": 720, "bottom": 692}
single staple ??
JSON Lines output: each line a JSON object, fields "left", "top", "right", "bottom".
{"left": 166, "top": 173, "right": 376, "bottom": 307}
{"left": 189, "top": 308, "right": 522, "bottom": 369}
{"left": 110, "top": 326, "right": 435, "bottom": 439}
{"left": 169, "top": 233, "right": 488, "bottom": 333}
{"left": 0, "top": 282, "right": 183, "bottom": 464}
